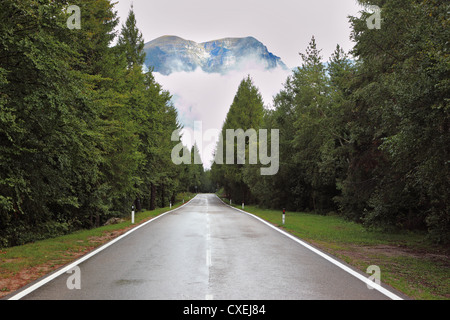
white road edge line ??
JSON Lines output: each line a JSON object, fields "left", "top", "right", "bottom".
{"left": 7, "top": 198, "right": 194, "bottom": 300}
{"left": 215, "top": 195, "right": 404, "bottom": 301}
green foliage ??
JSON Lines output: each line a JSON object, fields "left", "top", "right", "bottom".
{"left": 0, "top": 1, "right": 186, "bottom": 247}
{"left": 345, "top": 0, "right": 449, "bottom": 240}
{"left": 211, "top": 76, "right": 265, "bottom": 204}
{"left": 212, "top": 1, "right": 449, "bottom": 243}
{"left": 117, "top": 4, "right": 146, "bottom": 69}
{"left": 0, "top": 0, "right": 447, "bottom": 246}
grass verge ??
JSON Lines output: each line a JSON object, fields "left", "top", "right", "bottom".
{"left": 0, "top": 194, "right": 196, "bottom": 299}
{"left": 230, "top": 203, "right": 449, "bottom": 300}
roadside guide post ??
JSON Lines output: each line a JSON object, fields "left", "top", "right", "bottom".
{"left": 282, "top": 208, "right": 285, "bottom": 225}
{"left": 131, "top": 205, "right": 135, "bottom": 224}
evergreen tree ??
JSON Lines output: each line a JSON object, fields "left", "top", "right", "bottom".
{"left": 0, "top": 0, "right": 184, "bottom": 246}
{"left": 212, "top": 76, "right": 264, "bottom": 204}
{"left": 345, "top": 0, "right": 449, "bottom": 241}
{"left": 117, "top": 4, "right": 146, "bottom": 69}
{"left": 0, "top": 0, "right": 115, "bottom": 244}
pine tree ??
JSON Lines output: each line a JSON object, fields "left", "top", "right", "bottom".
{"left": 212, "top": 76, "right": 264, "bottom": 204}
{"left": 0, "top": 0, "right": 185, "bottom": 246}
{"left": 0, "top": 0, "right": 117, "bottom": 243}
{"left": 346, "top": 0, "right": 450, "bottom": 241}
{"left": 117, "top": 4, "right": 146, "bottom": 70}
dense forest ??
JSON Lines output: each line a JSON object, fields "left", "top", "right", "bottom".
{"left": 211, "top": 0, "right": 449, "bottom": 243}
{"left": 0, "top": 1, "right": 210, "bottom": 247}
{"left": 0, "top": 0, "right": 448, "bottom": 247}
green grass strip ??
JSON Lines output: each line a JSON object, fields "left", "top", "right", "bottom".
{"left": 234, "top": 203, "right": 449, "bottom": 300}
{"left": 0, "top": 194, "right": 196, "bottom": 297}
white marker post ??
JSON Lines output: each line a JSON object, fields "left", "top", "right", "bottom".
{"left": 282, "top": 208, "right": 285, "bottom": 225}
{"left": 131, "top": 205, "right": 135, "bottom": 224}
{"left": 242, "top": 202, "right": 244, "bottom": 209}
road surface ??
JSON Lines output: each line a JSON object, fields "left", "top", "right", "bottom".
{"left": 8, "top": 194, "right": 404, "bottom": 300}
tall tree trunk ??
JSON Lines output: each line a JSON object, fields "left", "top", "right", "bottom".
{"left": 150, "top": 183, "right": 156, "bottom": 210}
{"left": 135, "top": 196, "right": 141, "bottom": 212}
{"left": 161, "top": 183, "right": 165, "bottom": 208}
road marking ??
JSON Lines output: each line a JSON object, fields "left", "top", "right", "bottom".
{"left": 7, "top": 199, "right": 194, "bottom": 300}
{"left": 206, "top": 249, "right": 212, "bottom": 267}
{"left": 205, "top": 199, "right": 214, "bottom": 301}
{"left": 206, "top": 209, "right": 212, "bottom": 267}
{"left": 215, "top": 195, "right": 404, "bottom": 301}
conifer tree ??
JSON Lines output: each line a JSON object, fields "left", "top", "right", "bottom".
{"left": 117, "top": 4, "right": 146, "bottom": 69}
{"left": 212, "top": 76, "right": 264, "bottom": 204}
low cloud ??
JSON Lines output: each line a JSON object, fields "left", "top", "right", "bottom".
{"left": 154, "top": 57, "right": 291, "bottom": 169}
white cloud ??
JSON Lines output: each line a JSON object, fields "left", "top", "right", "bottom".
{"left": 154, "top": 64, "right": 291, "bottom": 169}
{"left": 114, "top": 0, "right": 363, "bottom": 169}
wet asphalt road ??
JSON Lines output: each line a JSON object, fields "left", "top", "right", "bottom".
{"left": 12, "top": 194, "right": 402, "bottom": 300}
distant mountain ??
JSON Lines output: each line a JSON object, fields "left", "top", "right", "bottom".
{"left": 144, "top": 36, "right": 288, "bottom": 75}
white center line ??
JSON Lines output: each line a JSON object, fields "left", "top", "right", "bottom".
{"left": 206, "top": 249, "right": 212, "bottom": 267}
{"left": 205, "top": 201, "right": 213, "bottom": 300}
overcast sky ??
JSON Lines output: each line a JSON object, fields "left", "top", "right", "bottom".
{"left": 114, "top": 0, "right": 364, "bottom": 168}
{"left": 115, "top": 0, "right": 362, "bottom": 67}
